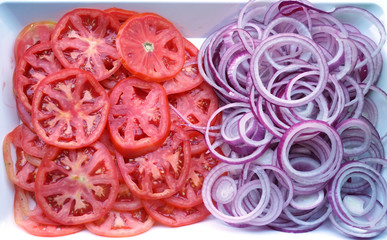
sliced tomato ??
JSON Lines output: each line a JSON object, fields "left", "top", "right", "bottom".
{"left": 116, "top": 12, "right": 185, "bottom": 82}
{"left": 14, "top": 41, "right": 63, "bottom": 112}
{"left": 162, "top": 38, "right": 204, "bottom": 95}
{"left": 35, "top": 141, "right": 119, "bottom": 225}
{"left": 116, "top": 124, "right": 191, "bottom": 200}
{"left": 14, "top": 21, "right": 56, "bottom": 62}
{"left": 3, "top": 125, "right": 38, "bottom": 191}
{"left": 104, "top": 7, "right": 138, "bottom": 24}
{"left": 108, "top": 77, "right": 170, "bottom": 158}
{"left": 51, "top": 8, "right": 121, "bottom": 81}
{"left": 86, "top": 208, "right": 154, "bottom": 237}
{"left": 14, "top": 186, "right": 84, "bottom": 237}
{"left": 113, "top": 182, "right": 143, "bottom": 212}
{"left": 168, "top": 82, "right": 220, "bottom": 155}
{"left": 21, "top": 124, "right": 51, "bottom": 159}
{"left": 16, "top": 98, "right": 33, "bottom": 130}
{"left": 164, "top": 151, "right": 219, "bottom": 208}
{"left": 100, "top": 65, "right": 131, "bottom": 90}
{"left": 31, "top": 68, "right": 110, "bottom": 149}
{"left": 142, "top": 199, "right": 209, "bottom": 227}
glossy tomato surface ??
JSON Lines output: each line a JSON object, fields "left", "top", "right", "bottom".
{"left": 34, "top": 141, "right": 119, "bottom": 225}
{"left": 116, "top": 13, "right": 185, "bottom": 82}
{"left": 51, "top": 8, "right": 121, "bottom": 81}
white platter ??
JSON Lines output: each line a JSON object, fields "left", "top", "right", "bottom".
{"left": 0, "top": 0, "right": 386, "bottom": 239}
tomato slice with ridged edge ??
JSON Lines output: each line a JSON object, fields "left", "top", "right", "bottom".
{"left": 85, "top": 208, "right": 154, "bottom": 237}
{"left": 116, "top": 12, "right": 185, "bottom": 82}
{"left": 31, "top": 68, "right": 110, "bottom": 149}
{"left": 34, "top": 141, "right": 119, "bottom": 225}
{"left": 14, "top": 21, "right": 56, "bottom": 62}
{"left": 162, "top": 38, "right": 204, "bottom": 95}
{"left": 51, "top": 8, "right": 121, "bottom": 81}
{"left": 108, "top": 77, "right": 170, "bottom": 158}
{"left": 142, "top": 199, "right": 209, "bottom": 227}
{"left": 14, "top": 186, "right": 84, "bottom": 237}
{"left": 164, "top": 151, "right": 219, "bottom": 208}
{"left": 116, "top": 124, "right": 191, "bottom": 200}
{"left": 14, "top": 41, "right": 63, "bottom": 113}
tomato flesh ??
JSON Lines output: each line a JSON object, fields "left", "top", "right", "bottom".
{"left": 116, "top": 13, "right": 185, "bottom": 82}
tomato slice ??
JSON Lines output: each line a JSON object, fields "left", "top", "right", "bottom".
{"left": 162, "top": 38, "right": 204, "bottom": 95}
{"left": 31, "top": 68, "right": 110, "bottom": 149}
{"left": 16, "top": 98, "right": 33, "bottom": 130}
{"left": 14, "top": 21, "right": 56, "bottom": 62}
{"left": 100, "top": 65, "right": 131, "bottom": 90}
{"left": 164, "top": 151, "right": 219, "bottom": 208}
{"left": 108, "top": 77, "right": 170, "bottom": 158}
{"left": 3, "top": 125, "right": 38, "bottom": 191}
{"left": 14, "top": 186, "right": 84, "bottom": 237}
{"left": 104, "top": 7, "right": 138, "bottom": 24}
{"left": 116, "top": 125, "right": 191, "bottom": 200}
{"left": 51, "top": 8, "right": 121, "bottom": 81}
{"left": 21, "top": 124, "right": 51, "bottom": 159}
{"left": 35, "top": 141, "right": 119, "bottom": 225}
{"left": 86, "top": 208, "right": 154, "bottom": 237}
{"left": 168, "top": 82, "right": 220, "bottom": 155}
{"left": 113, "top": 182, "right": 143, "bottom": 212}
{"left": 14, "top": 41, "right": 63, "bottom": 112}
{"left": 116, "top": 12, "right": 185, "bottom": 82}
{"left": 142, "top": 199, "right": 210, "bottom": 227}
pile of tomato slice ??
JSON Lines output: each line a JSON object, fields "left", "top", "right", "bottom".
{"left": 4, "top": 7, "right": 220, "bottom": 237}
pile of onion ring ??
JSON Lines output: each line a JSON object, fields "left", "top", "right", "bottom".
{"left": 196, "top": 0, "right": 387, "bottom": 238}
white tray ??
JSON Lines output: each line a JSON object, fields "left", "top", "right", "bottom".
{"left": 0, "top": 0, "right": 386, "bottom": 239}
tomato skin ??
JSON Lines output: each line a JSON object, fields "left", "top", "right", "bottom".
{"left": 51, "top": 8, "right": 122, "bottom": 81}
{"left": 116, "top": 124, "right": 191, "bottom": 200}
{"left": 142, "top": 199, "right": 210, "bottom": 227}
{"left": 116, "top": 12, "right": 185, "bottom": 82}
{"left": 31, "top": 68, "right": 110, "bottom": 149}
{"left": 108, "top": 77, "right": 170, "bottom": 158}
{"left": 14, "top": 186, "right": 84, "bottom": 237}
{"left": 14, "top": 21, "right": 56, "bottom": 62}
{"left": 163, "top": 39, "right": 204, "bottom": 95}
{"left": 104, "top": 7, "right": 138, "bottom": 24}
{"left": 35, "top": 141, "right": 119, "bottom": 225}
{"left": 85, "top": 208, "right": 154, "bottom": 237}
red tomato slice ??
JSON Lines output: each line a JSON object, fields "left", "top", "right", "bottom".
{"left": 113, "top": 182, "right": 143, "bottom": 212}
{"left": 3, "top": 125, "right": 38, "bottom": 191}
{"left": 31, "top": 68, "right": 110, "bottom": 149}
{"left": 164, "top": 151, "right": 219, "bottom": 208}
{"left": 162, "top": 38, "right": 204, "bottom": 95}
{"left": 35, "top": 141, "right": 119, "bottom": 225}
{"left": 16, "top": 98, "right": 33, "bottom": 130}
{"left": 104, "top": 7, "right": 138, "bottom": 24}
{"left": 116, "top": 125, "right": 191, "bottom": 200}
{"left": 14, "top": 21, "right": 56, "bottom": 62}
{"left": 14, "top": 186, "right": 84, "bottom": 237}
{"left": 14, "top": 41, "right": 63, "bottom": 112}
{"left": 116, "top": 12, "right": 185, "bottom": 82}
{"left": 108, "top": 77, "right": 170, "bottom": 158}
{"left": 142, "top": 199, "right": 210, "bottom": 227}
{"left": 168, "top": 82, "right": 220, "bottom": 155}
{"left": 100, "top": 65, "right": 131, "bottom": 90}
{"left": 51, "top": 8, "right": 121, "bottom": 81}
{"left": 21, "top": 124, "right": 51, "bottom": 159}
{"left": 86, "top": 208, "right": 154, "bottom": 237}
